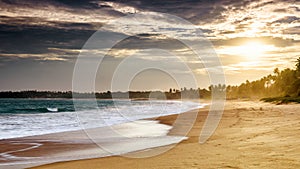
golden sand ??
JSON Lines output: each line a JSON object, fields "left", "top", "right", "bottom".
{"left": 29, "top": 100, "right": 300, "bottom": 169}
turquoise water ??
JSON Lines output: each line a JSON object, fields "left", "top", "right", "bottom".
{"left": 0, "top": 99, "right": 203, "bottom": 140}
{"left": 0, "top": 99, "right": 115, "bottom": 114}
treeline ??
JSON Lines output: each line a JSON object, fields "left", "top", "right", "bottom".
{"left": 226, "top": 57, "right": 300, "bottom": 99}
{"left": 0, "top": 88, "right": 212, "bottom": 100}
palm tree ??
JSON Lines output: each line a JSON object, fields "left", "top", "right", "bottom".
{"left": 296, "top": 57, "right": 300, "bottom": 72}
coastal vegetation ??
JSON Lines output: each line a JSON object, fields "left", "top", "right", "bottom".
{"left": 0, "top": 89, "right": 209, "bottom": 100}
{"left": 227, "top": 57, "right": 300, "bottom": 103}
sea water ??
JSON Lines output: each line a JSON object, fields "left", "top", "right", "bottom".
{"left": 0, "top": 99, "right": 204, "bottom": 140}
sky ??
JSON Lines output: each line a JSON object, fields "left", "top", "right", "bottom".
{"left": 0, "top": 0, "right": 299, "bottom": 92}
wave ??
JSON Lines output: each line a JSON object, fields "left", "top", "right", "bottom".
{"left": 0, "top": 99, "right": 205, "bottom": 140}
{"left": 4, "top": 107, "right": 74, "bottom": 114}
{"left": 46, "top": 107, "right": 58, "bottom": 112}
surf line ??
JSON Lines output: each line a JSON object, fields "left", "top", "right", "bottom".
{"left": 0, "top": 141, "right": 42, "bottom": 160}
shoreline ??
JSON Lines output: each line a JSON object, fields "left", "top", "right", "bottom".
{"left": 30, "top": 100, "right": 300, "bottom": 169}
{"left": 0, "top": 120, "right": 185, "bottom": 168}
{"left": 0, "top": 99, "right": 204, "bottom": 141}
{"left": 0, "top": 101, "right": 208, "bottom": 168}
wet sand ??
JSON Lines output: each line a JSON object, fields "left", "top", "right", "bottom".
{"left": 29, "top": 100, "right": 300, "bottom": 169}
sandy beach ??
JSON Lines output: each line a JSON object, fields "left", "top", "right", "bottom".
{"left": 2, "top": 0, "right": 299, "bottom": 168}
{"left": 22, "top": 100, "right": 299, "bottom": 169}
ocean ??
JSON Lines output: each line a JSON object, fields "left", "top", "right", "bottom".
{"left": 0, "top": 99, "right": 204, "bottom": 140}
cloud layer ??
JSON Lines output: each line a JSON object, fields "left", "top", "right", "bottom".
{"left": 0, "top": 0, "right": 299, "bottom": 90}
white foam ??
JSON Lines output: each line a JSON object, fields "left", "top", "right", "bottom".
{"left": 0, "top": 120, "right": 187, "bottom": 169}
{"left": 0, "top": 142, "right": 42, "bottom": 160}
{"left": 0, "top": 100, "right": 203, "bottom": 140}
{"left": 46, "top": 108, "right": 58, "bottom": 112}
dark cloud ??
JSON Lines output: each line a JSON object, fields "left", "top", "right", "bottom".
{"left": 233, "top": 17, "right": 252, "bottom": 24}
{"left": 0, "top": 0, "right": 125, "bottom": 26}
{"left": 291, "top": 6, "right": 300, "bottom": 12}
{"left": 0, "top": 16, "right": 102, "bottom": 30}
{"left": 2, "top": 0, "right": 99, "bottom": 9}
{"left": 0, "top": 23, "right": 95, "bottom": 54}
{"left": 251, "top": 0, "right": 274, "bottom": 8}
{"left": 272, "top": 16, "right": 300, "bottom": 24}
{"left": 52, "top": 0, "right": 100, "bottom": 9}
{"left": 283, "top": 26, "right": 300, "bottom": 35}
{"left": 111, "top": 35, "right": 188, "bottom": 50}
{"left": 273, "top": 8, "right": 287, "bottom": 13}
{"left": 0, "top": 0, "right": 131, "bottom": 60}
{"left": 106, "top": 0, "right": 226, "bottom": 24}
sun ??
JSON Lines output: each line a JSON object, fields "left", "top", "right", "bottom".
{"left": 219, "top": 41, "right": 276, "bottom": 59}
{"left": 237, "top": 41, "right": 269, "bottom": 57}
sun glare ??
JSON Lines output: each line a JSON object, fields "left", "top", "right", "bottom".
{"left": 219, "top": 41, "right": 276, "bottom": 59}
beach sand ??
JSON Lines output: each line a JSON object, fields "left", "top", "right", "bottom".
{"left": 26, "top": 100, "right": 300, "bottom": 169}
